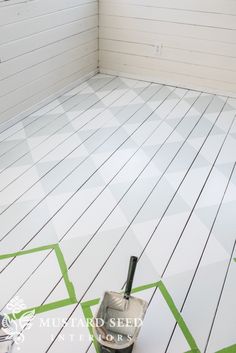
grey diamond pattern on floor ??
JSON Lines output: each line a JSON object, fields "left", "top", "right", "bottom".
{"left": 0, "top": 74, "right": 235, "bottom": 353}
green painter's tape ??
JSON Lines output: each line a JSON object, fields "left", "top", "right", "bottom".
{"left": 131, "top": 281, "right": 159, "bottom": 293}
{"left": 81, "top": 301, "right": 100, "bottom": 353}
{"left": 0, "top": 244, "right": 57, "bottom": 260}
{"left": 158, "top": 282, "right": 200, "bottom": 353}
{"left": 0, "top": 244, "right": 77, "bottom": 319}
{"left": 215, "top": 344, "right": 236, "bottom": 353}
{"left": 9, "top": 299, "right": 74, "bottom": 320}
{"left": 81, "top": 280, "right": 200, "bottom": 353}
{"left": 54, "top": 244, "right": 77, "bottom": 302}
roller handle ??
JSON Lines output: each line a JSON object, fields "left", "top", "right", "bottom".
{"left": 124, "top": 256, "right": 138, "bottom": 300}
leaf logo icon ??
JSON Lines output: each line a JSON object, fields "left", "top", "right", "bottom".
{"left": 1, "top": 309, "right": 35, "bottom": 348}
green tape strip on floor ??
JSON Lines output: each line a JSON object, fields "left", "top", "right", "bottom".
{"left": 81, "top": 280, "right": 200, "bottom": 353}
{"left": 81, "top": 298, "right": 100, "bottom": 353}
{"left": 215, "top": 344, "right": 236, "bottom": 353}
{"left": 0, "top": 244, "right": 56, "bottom": 260}
{"left": 54, "top": 244, "right": 77, "bottom": 303}
{"left": 158, "top": 282, "right": 200, "bottom": 353}
{"left": 0, "top": 244, "right": 77, "bottom": 320}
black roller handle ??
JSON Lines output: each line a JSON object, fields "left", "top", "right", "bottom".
{"left": 124, "top": 256, "right": 138, "bottom": 300}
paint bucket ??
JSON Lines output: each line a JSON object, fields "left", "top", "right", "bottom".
{"left": 92, "top": 257, "right": 148, "bottom": 353}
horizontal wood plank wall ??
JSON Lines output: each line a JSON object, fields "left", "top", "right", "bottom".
{"left": 0, "top": 0, "right": 98, "bottom": 125}
{"left": 99, "top": 0, "right": 236, "bottom": 97}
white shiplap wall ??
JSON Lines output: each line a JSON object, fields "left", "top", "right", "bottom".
{"left": 99, "top": 0, "right": 236, "bottom": 97}
{"left": 0, "top": 0, "right": 98, "bottom": 125}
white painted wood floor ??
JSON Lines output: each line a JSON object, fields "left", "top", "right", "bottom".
{"left": 0, "top": 74, "right": 236, "bottom": 353}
